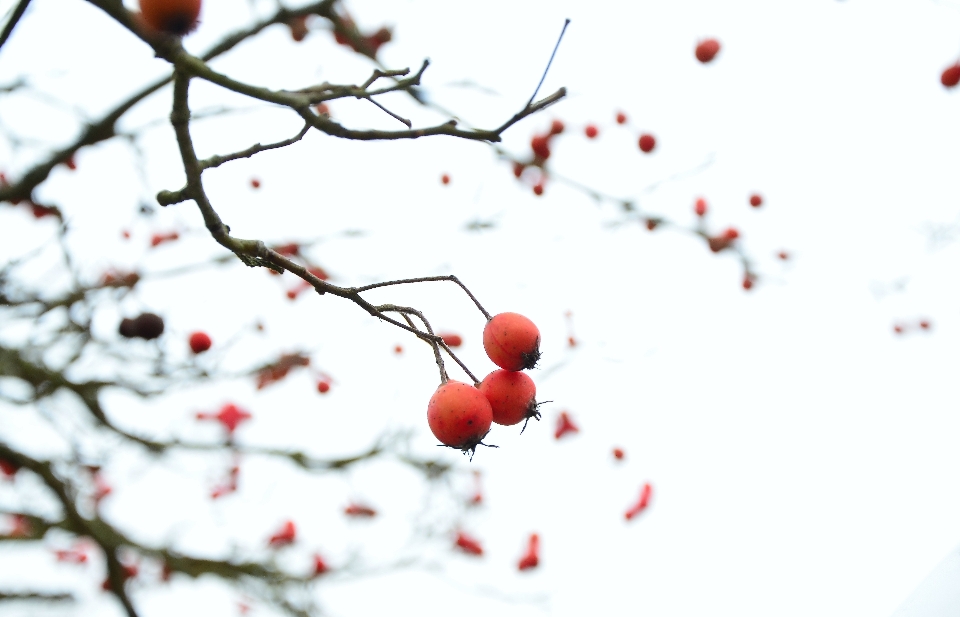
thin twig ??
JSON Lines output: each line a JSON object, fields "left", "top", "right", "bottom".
{"left": 526, "top": 18, "right": 570, "bottom": 108}
{"left": 0, "top": 0, "right": 32, "bottom": 55}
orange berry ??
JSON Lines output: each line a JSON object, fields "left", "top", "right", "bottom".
{"left": 139, "top": 0, "right": 201, "bottom": 35}
{"left": 483, "top": 312, "right": 541, "bottom": 371}
{"left": 695, "top": 38, "right": 721, "bottom": 63}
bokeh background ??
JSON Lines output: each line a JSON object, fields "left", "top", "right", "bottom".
{"left": 1, "top": 0, "right": 959, "bottom": 615}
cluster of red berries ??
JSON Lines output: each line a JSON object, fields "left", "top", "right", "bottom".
{"left": 427, "top": 312, "right": 542, "bottom": 456}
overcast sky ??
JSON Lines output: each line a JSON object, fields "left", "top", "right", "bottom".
{"left": 1, "top": 0, "right": 959, "bottom": 616}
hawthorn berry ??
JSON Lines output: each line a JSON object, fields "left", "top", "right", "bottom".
{"left": 119, "top": 312, "right": 165, "bottom": 340}
{"left": 778, "top": 251, "right": 789, "bottom": 260}
{"left": 549, "top": 119, "right": 565, "bottom": 135}
{"left": 344, "top": 503, "right": 377, "bottom": 517}
{"left": 0, "top": 458, "right": 19, "bottom": 478}
{"left": 694, "top": 197, "right": 708, "bottom": 217}
{"left": 196, "top": 403, "right": 252, "bottom": 434}
{"left": 455, "top": 531, "right": 484, "bottom": 556}
{"left": 517, "top": 533, "right": 540, "bottom": 571}
{"left": 530, "top": 135, "right": 551, "bottom": 160}
{"left": 742, "top": 275, "right": 755, "bottom": 290}
{"left": 250, "top": 178, "right": 261, "bottom": 189}
{"left": 919, "top": 320, "right": 931, "bottom": 330}
{"left": 479, "top": 369, "right": 539, "bottom": 427}
{"left": 426, "top": 381, "right": 493, "bottom": 453}
{"left": 695, "top": 38, "right": 721, "bottom": 63}
{"left": 554, "top": 411, "right": 579, "bottom": 440}
{"left": 483, "top": 312, "right": 541, "bottom": 371}
{"left": 188, "top": 331, "right": 212, "bottom": 354}
{"left": 625, "top": 483, "right": 653, "bottom": 520}
{"left": 267, "top": 520, "right": 296, "bottom": 547}
{"left": 616, "top": 111, "right": 627, "bottom": 124}
{"left": 317, "top": 379, "right": 331, "bottom": 394}
{"left": 441, "top": 173, "right": 450, "bottom": 185}
{"left": 612, "top": 447, "right": 625, "bottom": 460}
{"left": 941, "top": 63, "right": 960, "bottom": 88}
{"left": 893, "top": 324, "right": 904, "bottom": 334}
{"left": 512, "top": 161, "right": 526, "bottom": 178}
{"left": 65, "top": 155, "right": 77, "bottom": 171}
{"left": 584, "top": 124, "right": 599, "bottom": 139}
{"left": 532, "top": 183, "right": 544, "bottom": 196}
{"left": 638, "top": 133, "right": 656, "bottom": 153}
{"left": 313, "top": 554, "right": 329, "bottom": 576}
{"left": 287, "top": 15, "right": 308, "bottom": 42}
{"left": 749, "top": 193, "right": 763, "bottom": 207}
{"left": 439, "top": 333, "right": 463, "bottom": 347}
{"left": 139, "top": 0, "right": 201, "bottom": 35}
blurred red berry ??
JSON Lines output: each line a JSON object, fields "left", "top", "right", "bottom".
{"left": 694, "top": 198, "right": 707, "bottom": 217}
{"left": 65, "top": 155, "right": 77, "bottom": 170}
{"left": 287, "top": 15, "right": 308, "bottom": 41}
{"left": 517, "top": 533, "right": 540, "bottom": 571}
{"left": 919, "top": 320, "right": 931, "bottom": 330}
{"left": 512, "top": 161, "right": 525, "bottom": 178}
{"left": 441, "top": 173, "right": 450, "bottom": 185}
{"left": 455, "top": 531, "right": 484, "bottom": 556}
{"left": 584, "top": 124, "right": 599, "bottom": 139}
{"left": 615, "top": 111, "right": 627, "bottom": 124}
{"left": 555, "top": 411, "right": 579, "bottom": 440}
{"left": 625, "top": 483, "right": 653, "bottom": 520}
{"left": 749, "top": 194, "right": 763, "bottom": 207}
{"left": 638, "top": 133, "right": 656, "bottom": 153}
{"left": 188, "top": 331, "right": 212, "bottom": 354}
{"left": 317, "top": 380, "right": 331, "bottom": 394}
{"left": 268, "top": 520, "right": 296, "bottom": 547}
{"left": 613, "top": 447, "right": 625, "bottom": 460}
{"left": 250, "top": 178, "right": 261, "bottom": 189}
{"left": 344, "top": 503, "right": 377, "bottom": 518}
{"left": 695, "top": 38, "right": 721, "bottom": 63}
{"left": 941, "top": 63, "right": 960, "bottom": 88}
{"left": 531, "top": 135, "right": 551, "bottom": 159}
{"left": 778, "top": 250, "right": 789, "bottom": 260}
{"left": 313, "top": 554, "right": 329, "bottom": 576}
{"left": 533, "top": 183, "right": 544, "bottom": 196}
{"left": 439, "top": 333, "right": 463, "bottom": 347}
{"left": 549, "top": 119, "right": 565, "bottom": 135}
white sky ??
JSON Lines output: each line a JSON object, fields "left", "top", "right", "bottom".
{"left": 1, "top": 0, "right": 959, "bottom": 616}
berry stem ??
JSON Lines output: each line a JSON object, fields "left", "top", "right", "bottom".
{"left": 353, "top": 275, "right": 492, "bottom": 320}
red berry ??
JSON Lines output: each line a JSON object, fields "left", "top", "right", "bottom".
{"left": 313, "top": 554, "right": 329, "bottom": 576}
{"left": 722, "top": 227, "right": 739, "bottom": 240}
{"left": 778, "top": 251, "right": 789, "bottom": 260}
{"left": 549, "top": 119, "right": 565, "bottom": 135}
{"left": 250, "top": 178, "right": 261, "bottom": 189}
{"left": 0, "top": 458, "right": 20, "bottom": 478}
{"left": 287, "top": 15, "right": 308, "bottom": 42}
{"left": 645, "top": 218, "right": 659, "bottom": 231}
{"left": 483, "top": 312, "right": 541, "bottom": 371}
{"left": 317, "top": 380, "right": 331, "bottom": 394}
{"left": 512, "top": 161, "right": 525, "bottom": 178}
{"left": 439, "top": 333, "right": 463, "bottom": 347}
{"left": 139, "top": 0, "right": 201, "bottom": 35}
{"left": 919, "top": 320, "right": 931, "bottom": 330}
{"left": 517, "top": 534, "right": 540, "bottom": 571}
{"left": 344, "top": 502, "right": 377, "bottom": 517}
{"left": 426, "top": 381, "right": 493, "bottom": 452}
{"left": 893, "top": 324, "right": 904, "bottom": 334}
{"left": 268, "top": 520, "right": 296, "bottom": 547}
{"left": 188, "top": 331, "right": 211, "bottom": 354}
{"left": 530, "top": 135, "right": 551, "bottom": 159}
{"left": 612, "top": 447, "right": 625, "bottom": 460}
{"left": 615, "top": 111, "right": 627, "bottom": 124}
{"left": 478, "top": 369, "right": 539, "bottom": 427}
{"left": 65, "top": 155, "right": 77, "bottom": 170}
{"left": 694, "top": 197, "right": 707, "bottom": 217}
{"left": 749, "top": 194, "right": 763, "bottom": 207}
{"left": 584, "top": 124, "right": 599, "bottom": 139}
{"left": 441, "top": 173, "right": 450, "bottom": 185}
{"left": 554, "top": 411, "right": 579, "bottom": 440}
{"left": 532, "top": 183, "right": 544, "bottom": 196}
{"left": 625, "top": 483, "right": 653, "bottom": 520}
{"left": 315, "top": 103, "right": 331, "bottom": 117}
{"left": 742, "top": 276, "right": 754, "bottom": 290}
{"left": 942, "top": 63, "right": 960, "bottom": 88}
{"left": 695, "top": 38, "right": 721, "bottom": 63}
{"left": 394, "top": 344, "right": 403, "bottom": 354}
{"left": 455, "top": 531, "right": 484, "bottom": 556}
{"left": 638, "top": 133, "right": 656, "bottom": 153}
